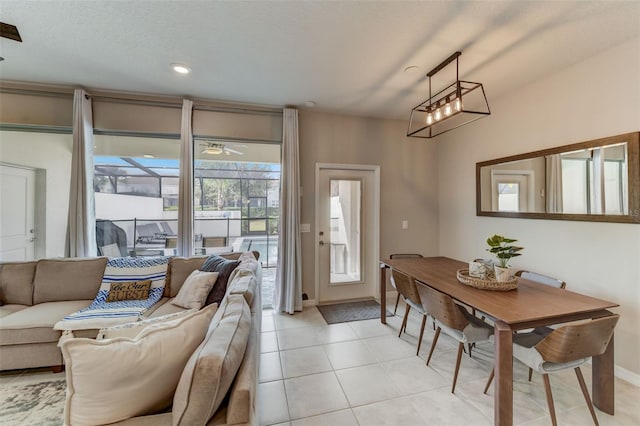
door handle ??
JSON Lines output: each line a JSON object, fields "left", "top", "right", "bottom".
{"left": 29, "top": 237, "right": 36, "bottom": 242}
{"left": 319, "top": 241, "right": 325, "bottom": 246}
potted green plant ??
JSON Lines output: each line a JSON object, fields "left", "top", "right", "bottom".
{"left": 486, "top": 234, "right": 523, "bottom": 282}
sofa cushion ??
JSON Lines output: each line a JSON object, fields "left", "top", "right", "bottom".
{"left": 0, "top": 304, "right": 27, "bottom": 319}
{"left": 146, "top": 298, "right": 189, "bottom": 318}
{"left": 227, "top": 270, "right": 258, "bottom": 307}
{"left": 0, "top": 261, "right": 37, "bottom": 305}
{"left": 172, "top": 270, "right": 219, "bottom": 309}
{"left": 60, "top": 303, "right": 218, "bottom": 426}
{"left": 33, "top": 258, "right": 108, "bottom": 304}
{"left": 200, "top": 255, "right": 240, "bottom": 307}
{"left": 172, "top": 294, "right": 251, "bottom": 425}
{"left": 0, "top": 300, "right": 92, "bottom": 345}
{"left": 166, "top": 257, "right": 208, "bottom": 298}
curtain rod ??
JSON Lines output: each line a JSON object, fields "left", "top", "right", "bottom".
{"left": 1, "top": 86, "right": 283, "bottom": 116}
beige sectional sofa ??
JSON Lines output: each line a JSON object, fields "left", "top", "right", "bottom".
{"left": 0, "top": 252, "right": 261, "bottom": 426}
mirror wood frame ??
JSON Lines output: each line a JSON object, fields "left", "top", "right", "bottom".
{"left": 476, "top": 132, "right": 640, "bottom": 224}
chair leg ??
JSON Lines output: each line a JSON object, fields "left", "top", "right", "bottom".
{"left": 452, "top": 342, "right": 464, "bottom": 393}
{"left": 393, "top": 293, "right": 400, "bottom": 315}
{"left": 575, "top": 367, "right": 599, "bottom": 426}
{"left": 542, "top": 374, "right": 558, "bottom": 426}
{"left": 468, "top": 343, "right": 473, "bottom": 358}
{"left": 484, "top": 367, "right": 494, "bottom": 394}
{"left": 528, "top": 367, "right": 533, "bottom": 382}
{"left": 426, "top": 326, "right": 441, "bottom": 365}
{"left": 417, "top": 314, "right": 427, "bottom": 356}
{"left": 403, "top": 305, "right": 411, "bottom": 333}
{"left": 399, "top": 305, "right": 410, "bottom": 338}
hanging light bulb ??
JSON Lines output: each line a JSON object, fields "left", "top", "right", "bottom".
{"left": 454, "top": 97, "right": 462, "bottom": 112}
{"left": 444, "top": 97, "right": 452, "bottom": 116}
{"left": 426, "top": 112, "right": 433, "bottom": 125}
{"left": 434, "top": 105, "right": 442, "bottom": 121}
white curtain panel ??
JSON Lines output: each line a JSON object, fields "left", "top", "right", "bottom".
{"left": 65, "top": 89, "right": 97, "bottom": 257}
{"left": 178, "top": 99, "right": 194, "bottom": 256}
{"left": 273, "top": 108, "right": 303, "bottom": 314}
{"left": 545, "top": 154, "right": 563, "bottom": 213}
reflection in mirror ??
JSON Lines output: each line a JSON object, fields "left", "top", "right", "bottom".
{"left": 476, "top": 132, "right": 639, "bottom": 223}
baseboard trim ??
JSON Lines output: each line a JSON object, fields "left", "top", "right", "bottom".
{"left": 615, "top": 364, "right": 640, "bottom": 387}
{"left": 303, "top": 299, "right": 317, "bottom": 308}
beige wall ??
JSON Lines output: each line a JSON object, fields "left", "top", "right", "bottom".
{"left": 436, "top": 37, "right": 640, "bottom": 377}
{"left": 298, "top": 110, "right": 439, "bottom": 300}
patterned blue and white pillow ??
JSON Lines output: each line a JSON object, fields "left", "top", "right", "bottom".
{"left": 54, "top": 257, "right": 170, "bottom": 331}
{"left": 94, "top": 256, "right": 169, "bottom": 308}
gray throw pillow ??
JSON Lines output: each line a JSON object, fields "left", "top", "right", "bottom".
{"left": 200, "top": 255, "right": 240, "bottom": 306}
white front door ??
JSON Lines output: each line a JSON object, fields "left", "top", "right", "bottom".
{"left": 316, "top": 164, "right": 379, "bottom": 304}
{"left": 0, "top": 164, "right": 36, "bottom": 261}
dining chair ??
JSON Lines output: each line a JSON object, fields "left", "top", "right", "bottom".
{"left": 389, "top": 254, "right": 424, "bottom": 315}
{"left": 415, "top": 281, "right": 493, "bottom": 393}
{"left": 515, "top": 269, "right": 567, "bottom": 381}
{"left": 391, "top": 269, "right": 429, "bottom": 356}
{"left": 484, "top": 315, "right": 619, "bottom": 426}
{"left": 515, "top": 270, "right": 566, "bottom": 289}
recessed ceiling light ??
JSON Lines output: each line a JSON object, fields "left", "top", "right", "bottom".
{"left": 143, "top": 154, "right": 154, "bottom": 158}
{"left": 404, "top": 65, "right": 420, "bottom": 74}
{"left": 171, "top": 63, "right": 191, "bottom": 74}
{"left": 305, "top": 101, "right": 316, "bottom": 108}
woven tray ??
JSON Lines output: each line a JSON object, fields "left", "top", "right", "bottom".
{"left": 456, "top": 269, "right": 518, "bottom": 291}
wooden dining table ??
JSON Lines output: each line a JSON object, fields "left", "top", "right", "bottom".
{"left": 379, "top": 256, "right": 619, "bottom": 426}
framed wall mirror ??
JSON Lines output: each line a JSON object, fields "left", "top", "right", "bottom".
{"left": 476, "top": 132, "right": 640, "bottom": 223}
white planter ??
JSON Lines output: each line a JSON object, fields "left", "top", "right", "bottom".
{"left": 494, "top": 266, "right": 511, "bottom": 282}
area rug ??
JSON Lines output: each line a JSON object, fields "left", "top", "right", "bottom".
{"left": 317, "top": 300, "right": 392, "bottom": 324}
{"left": 0, "top": 374, "right": 65, "bottom": 425}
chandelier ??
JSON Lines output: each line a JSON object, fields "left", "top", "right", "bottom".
{"left": 407, "top": 51, "right": 490, "bottom": 138}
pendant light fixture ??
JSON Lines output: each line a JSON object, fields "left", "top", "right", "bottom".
{"left": 407, "top": 51, "right": 490, "bottom": 138}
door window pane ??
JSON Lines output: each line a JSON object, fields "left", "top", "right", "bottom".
{"left": 330, "top": 179, "right": 362, "bottom": 284}
{"left": 497, "top": 183, "right": 519, "bottom": 212}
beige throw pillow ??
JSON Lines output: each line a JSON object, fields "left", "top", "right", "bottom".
{"left": 172, "top": 270, "right": 219, "bottom": 309}
{"left": 96, "top": 308, "right": 204, "bottom": 340}
{"left": 60, "top": 303, "right": 218, "bottom": 426}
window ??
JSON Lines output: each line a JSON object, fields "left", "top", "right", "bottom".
{"left": 193, "top": 143, "right": 281, "bottom": 266}
{"left": 93, "top": 134, "right": 180, "bottom": 257}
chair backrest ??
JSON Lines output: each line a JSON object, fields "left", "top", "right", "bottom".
{"left": 391, "top": 269, "right": 422, "bottom": 307}
{"left": 515, "top": 270, "right": 566, "bottom": 289}
{"left": 389, "top": 254, "right": 424, "bottom": 290}
{"left": 165, "top": 236, "right": 177, "bottom": 249}
{"left": 390, "top": 253, "right": 424, "bottom": 259}
{"left": 203, "top": 237, "right": 227, "bottom": 248}
{"left": 535, "top": 315, "right": 619, "bottom": 363}
{"left": 415, "top": 281, "right": 469, "bottom": 331}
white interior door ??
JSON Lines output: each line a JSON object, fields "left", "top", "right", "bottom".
{"left": 316, "top": 164, "right": 379, "bottom": 304}
{"left": 1, "top": 164, "right": 36, "bottom": 261}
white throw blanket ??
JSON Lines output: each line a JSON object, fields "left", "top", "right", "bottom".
{"left": 54, "top": 257, "right": 169, "bottom": 331}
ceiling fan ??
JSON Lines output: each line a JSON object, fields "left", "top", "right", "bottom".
{"left": 199, "top": 141, "right": 245, "bottom": 156}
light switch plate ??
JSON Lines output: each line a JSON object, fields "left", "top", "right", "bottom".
{"left": 300, "top": 224, "right": 311, "bottom": 233}
{"left": 402, "top": 220, "right": 408, "bottom": 229}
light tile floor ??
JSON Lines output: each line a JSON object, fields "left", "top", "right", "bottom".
{"left": 260, "top": 304, "right": 640, "bottom": 426}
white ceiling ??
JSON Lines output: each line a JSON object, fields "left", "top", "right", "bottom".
{"left": 1, "top": 1, "right": 639, "bottom": 120}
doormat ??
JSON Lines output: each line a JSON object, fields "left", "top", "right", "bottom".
{"left": 317, "top": 300, "right": 392, "bottom": 325}
{"left": 0, "top": 374, "right": 65, "bottom": 425}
